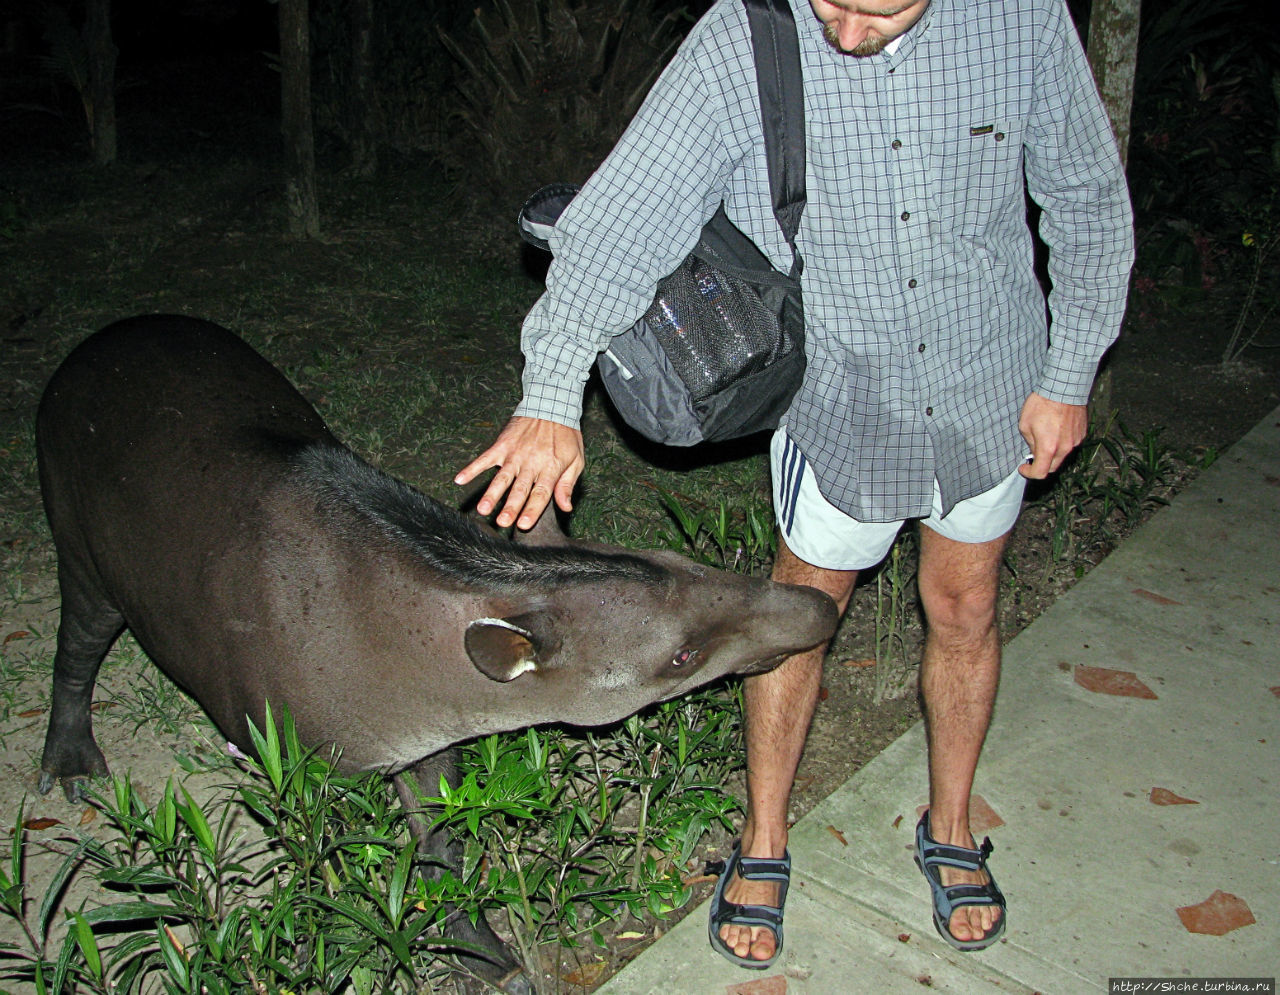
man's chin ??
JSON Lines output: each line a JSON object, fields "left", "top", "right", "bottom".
{"left": 823, "top": 27, "right": 890, "bottom": 57}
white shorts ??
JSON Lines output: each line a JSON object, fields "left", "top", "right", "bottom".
{"left": 771, "top": 430, "right": 1026, "bottom": 571}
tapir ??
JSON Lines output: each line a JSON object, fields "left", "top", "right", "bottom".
{"left": 35, "top": 315, "right": 837, "bottom": 992}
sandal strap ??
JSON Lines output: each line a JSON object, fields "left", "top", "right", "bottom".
{"left": 916, "top": 813, "right": 994, "bottom": 871}
{"left": 919, "top": 838, "right": 992, "bottom": 872}
{"left": 937, "top": 882, "right": 1004, "bottom": 905}
{"left": 735, "top": 854, "right": 791, "bottom": 881}
{"left": 716, "top": 903, "right": 784, "bottom": 929}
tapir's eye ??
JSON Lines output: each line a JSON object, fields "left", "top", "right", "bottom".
{"left": 672, "top": 648, "right": 697, "bottom": 668}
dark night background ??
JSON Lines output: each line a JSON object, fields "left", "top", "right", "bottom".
{"left": 0, "top": 3, "right": 1278, "bottom": 989}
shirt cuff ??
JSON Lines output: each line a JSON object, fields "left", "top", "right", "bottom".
{"left": 514, "top": 373, "right": 586, "bottom": 430}
{"left": 1034, "top": 357, "right": 1101, "bottom": 407}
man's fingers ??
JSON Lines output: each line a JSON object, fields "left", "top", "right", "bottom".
{"left": 457, "top": 416, "right": 585, "bottom": 528}
{"left": 515, "top": 483, "right": 555, "bottom": 531}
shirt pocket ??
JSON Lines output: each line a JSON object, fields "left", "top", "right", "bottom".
{"left": 933, "top": 119, "right": 1025, "bottom": 236}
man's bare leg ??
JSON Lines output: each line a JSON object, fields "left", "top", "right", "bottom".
{"left": 717, "top": 535, "right": 857, "bottom": 963}
{"left": 916, "top": 524, "right": 1009, "bottom": 944}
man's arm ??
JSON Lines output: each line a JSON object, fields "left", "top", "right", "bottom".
{"left": 1024, "top": 0, "right": 1135, "bottom": 409}
{"left": 456, "top": 4, "right": 750, "bottom": 528}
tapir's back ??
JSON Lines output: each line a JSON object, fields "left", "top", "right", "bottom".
{"left": 39, "top": 315, "right": 333, "bottom": 571}
{"left": 38, "top": 315, "right": 331, "bottom": 486}
{"left": 36, "top": 316, "right": 341, "bottom": 740}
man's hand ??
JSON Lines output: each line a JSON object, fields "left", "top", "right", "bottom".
{"left": 455, "top": 416, "right": 585, "bottom": 530}
{"left": 1018, "top": 392, "right": 1087, "bottom": 480}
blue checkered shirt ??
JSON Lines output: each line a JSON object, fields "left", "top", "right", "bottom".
{"left": 515, "top": 0, "right": 1134, "bottom": 521}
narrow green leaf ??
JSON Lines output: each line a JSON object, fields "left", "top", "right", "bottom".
{"left": 79, "top": 899, "right": 183, "bottom": 925}
{"left": 155, "top": 780, "right": 177, "bottom": 846}
{"left": 70, "top": 911, "right": 102, "bottom": 981}
{"left": 157, "top": 923, "right": 189, "bottom": 987}
{"left": 387, "top": 840, "right": 416, "bottom": 929}
{"left": 179, "top": 786, "right": 217, "bottom": 859}
{"left": 38, "top": 840, "right": 89, "bottom": 944}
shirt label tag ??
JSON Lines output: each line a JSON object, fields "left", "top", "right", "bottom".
{"left": 969, "top": 124, "right": 995, "bottom": 136}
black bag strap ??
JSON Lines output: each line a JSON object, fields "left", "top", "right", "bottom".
{"left": 743, "top": 0, "right": 806, "bottom": 246}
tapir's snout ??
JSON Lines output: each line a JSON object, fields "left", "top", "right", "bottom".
{"left": 721, "top": 581, "right": 839, "bottom": 680}
{"left": 769, "top": 581, "right": 840, "bottom": 654}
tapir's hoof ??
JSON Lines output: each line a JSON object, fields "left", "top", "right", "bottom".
{"left": 37, "top": 770, "right": 93, "bottom": 804}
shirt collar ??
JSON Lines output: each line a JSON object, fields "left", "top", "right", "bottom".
{"left": 881, "top": 0, "right": 942, "bottom": 69}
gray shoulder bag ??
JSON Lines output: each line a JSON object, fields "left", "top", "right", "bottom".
{"left": 520, "top": 0, "right": 806, "bottom": 446}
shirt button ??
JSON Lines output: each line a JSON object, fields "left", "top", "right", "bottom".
{"left": 900, "top": 210, "right": 911, "bottom": 221}
{"left": 995, "top": 132, "right": 1006, "bottom": 142}
{"left": 891, "top": 139, "right": 902, "bottom": 150}
{"left": 925, "top": 406, "right": 934, "bottom": 416}
{"left": 917, "top": 343, "right": 926, "bottom": 353}
{"left": 907, "top": 278, "right": 918, "bottom": 289}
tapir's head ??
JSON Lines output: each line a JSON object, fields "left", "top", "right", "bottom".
{"left": 459, "top": 510, "right": 838, "bottom": 729}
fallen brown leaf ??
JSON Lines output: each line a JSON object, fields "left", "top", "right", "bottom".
{"left": 1132, "top": 588, "right": 1183, "bottom": 606}
{"left": 1150, "top": 787, "right": 1198, "bottom": 806}
{"left": 562, "top": 961, "right": 607, "bottom": 987}
{"left": 825, "top": 824, "right": 848, "bottom": 846}
{"left": 3, "top": 630, "right": 30, "bottom": 644}
{"left": 79, "top": 807, "right": 97, "bottom": 826}
{"left": 1176, "top": 890, "right": 1255, "bottom": 935}
{"left": 841, "top": 657, "right": 876, "bottom": 668}
{"left": 22, "top": 817, "right": 62, "bottom": 831}
{"left": 15, "top": 708, "right": 45, "bottom": 718}
{"left": 1073, "top": 665, "right": 1158, "bottom": 699}
{"left": 726, "top": 976, "right": 787, "bottom": 995}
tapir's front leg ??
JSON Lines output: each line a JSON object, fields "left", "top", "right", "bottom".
{"left": 394, "top": 748, "right": 532, "bottom": 995}
{"left": 38, "top": 561, "right": 125, "bottom": 801}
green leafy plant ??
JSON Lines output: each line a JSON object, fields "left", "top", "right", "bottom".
{"left": 1, "top": 680, "right": 753, "bottom": 992}
{"left": 1033, "top": 419, "right": 1179, "bottom": 570}
{"left": 656, "top": 487, "right": 776, "bottom": 574}
{"left": 0, "top": 704, "right": 468, "bottom": 993}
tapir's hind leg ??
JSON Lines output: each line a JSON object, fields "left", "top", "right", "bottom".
{"left": 38, "top": 560, "right": 124, "bottom": 801}
{"left": 394, "top": 748, "right": 533, "bottom": 995}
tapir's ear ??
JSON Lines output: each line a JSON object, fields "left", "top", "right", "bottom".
{"left": 465, "top": 616, "right": 545, "bottom": 682}
{"left": 515, "top": 507, "right": 569, "bottom": 548}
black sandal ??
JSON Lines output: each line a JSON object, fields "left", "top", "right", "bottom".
{"left": 707, "top": 842, "right": 791, "bottom": 969}
{"left": 914, "top": 812, "right": 1007, "bottom": 951}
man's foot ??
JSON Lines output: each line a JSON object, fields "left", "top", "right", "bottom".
{"left": 914, "top": 812, "right": 1006, "bottom": 950}
{"left": 708, "top": 843, "right": 791, "bottom": 968}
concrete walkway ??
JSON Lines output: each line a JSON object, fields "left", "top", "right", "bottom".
{"left": 599, "top": 405, "right": 1279, "bottom": 994}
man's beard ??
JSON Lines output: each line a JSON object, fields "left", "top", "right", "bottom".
{"left": 823, "top": 23, "right": 891, "bottom": 57}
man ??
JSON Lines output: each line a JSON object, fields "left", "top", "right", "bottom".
{"left": 457, "top": 0, "right": 1133, "bottom": 967}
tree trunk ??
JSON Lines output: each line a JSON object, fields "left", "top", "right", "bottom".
{"left": 83, "top": 0, "right": 116, "bottom": 165}
{"left": 1085, "top": 0, "right": 1141, "bottom": 426}
{"left": 348, "top": 0, "right": 379, "bottom": 177}
{"left": 279, "top": 0, "right": 320, "bottom": 238}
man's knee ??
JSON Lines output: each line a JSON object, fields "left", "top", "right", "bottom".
{"left": 917, "top": 523, "right": 1007, "bottom": 631}
{"left": 921, "top": 582, "right": 998, "bottom": 637}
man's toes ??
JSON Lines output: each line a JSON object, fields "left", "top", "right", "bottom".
{"left": 719, "top": 923, "right": 775, "bottom": 961}
{"left": 950, "top": 905, "right": 997, "bottom": 941}
{"left": 720, "top": 923, "right": 749, "bottom": 958}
